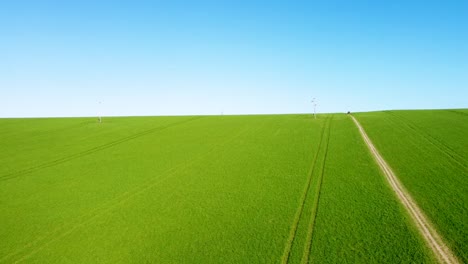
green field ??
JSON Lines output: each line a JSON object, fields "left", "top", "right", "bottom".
{"left": 0, "top": 111, "right": 465, "bottom": 263}
{"left": 355, "top": 110, "right": 468, "bottom": 263}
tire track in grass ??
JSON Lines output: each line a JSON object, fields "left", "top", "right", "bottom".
{"left": 351, "top": 115, "right": 460, "bottom": 264}
{"left": 384, "top": 111, "right": 467, "bottom": 171}
{"left": 301, "top": 116, "right": 332, "bottom": 264}
{"left": 4, "top": 119, "right": 270, "bottom": 264}
{"left": 281, "top": 115, "right": 330, "bottom": 264}
{"left": 0, "top": 116, "right": 204, "bottom": 182}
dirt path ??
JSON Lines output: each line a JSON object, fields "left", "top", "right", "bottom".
{"left": 350, "top": 116, "right": 459, "bottom": 264}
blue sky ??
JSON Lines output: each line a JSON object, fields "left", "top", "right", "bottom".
{"left": 1, "top": 0, "right": 467, "bottom": 117}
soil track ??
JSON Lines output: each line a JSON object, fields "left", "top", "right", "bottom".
{"left": 351, "top": 115, "right": 459, "bottom": 264}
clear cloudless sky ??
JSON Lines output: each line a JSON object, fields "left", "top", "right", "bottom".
{"left": 1, "top": 0, "right": 467, "bottom": 117}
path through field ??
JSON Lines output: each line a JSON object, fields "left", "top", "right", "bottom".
{"left": 350, "top": 116, "right": 460, "bottom": 264}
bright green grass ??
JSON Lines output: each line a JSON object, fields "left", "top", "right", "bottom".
{"left": 0, "top": 116, "right": 196, "bottom": 177}
{"left": 0, "top": 114, "right": 439, "bottom": 263}
{"left": 0, "top": 115, "right": 321, "bottom": 263}
{"left": 309, "top": 114, "right": 433, "bottom": 263}
{"left": 283, "top": 115, "right": 332, "bottom": 264}
{"left": 355, "top": 109, "right": 468, "bottom": 263}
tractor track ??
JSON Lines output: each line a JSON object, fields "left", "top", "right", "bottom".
{"left": 301, "top": 115, "right": 332, "bottom": 264}
{"left": 281, "top": 115, "right": 330, "bottom": 264}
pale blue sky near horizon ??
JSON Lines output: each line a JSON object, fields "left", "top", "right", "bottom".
{"left": 1, "top": 0, "right": 467, "bottom": 117}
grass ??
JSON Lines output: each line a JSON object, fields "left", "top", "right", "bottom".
{"left": 355, "top": 109, "right": 468, "bottom": 263}
{"left": 1, "top": 115, "right": 320, "bottom": 263}
{"left": 308, "top": 114, "right": 433, "bottom": 263}
{"left": 0, "top": 111, "right": 464, "bottom": 263}
{"left": 282, "top": 115, "right": 331, "bottom": 264}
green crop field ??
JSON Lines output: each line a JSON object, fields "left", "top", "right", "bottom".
{"left": 355, "top": 110, "right": 468, "bottom": 263}
{"left": 0, "top": 111, "right": 466, "bottom": 263}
